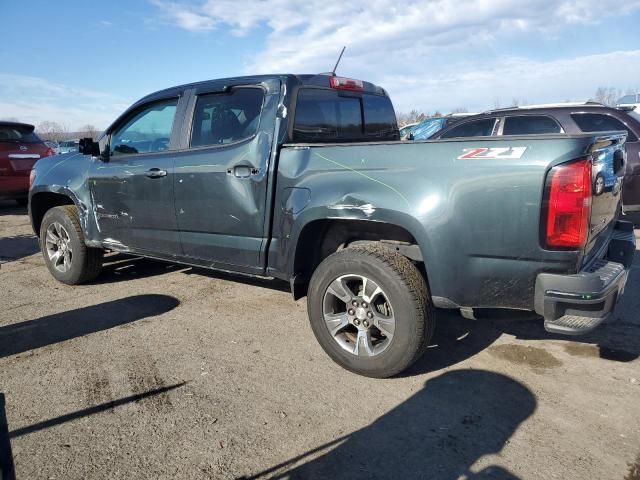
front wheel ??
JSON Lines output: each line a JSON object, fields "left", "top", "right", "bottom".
{"left": 307, "top": 244, "right": 434, "bottom": 378}
{"left": 39, "top": 205, "right": 104, "bottom": 284}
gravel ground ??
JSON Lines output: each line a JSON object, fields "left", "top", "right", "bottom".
{"left": 1, "top": 200, "right": 639, "bottom": 480}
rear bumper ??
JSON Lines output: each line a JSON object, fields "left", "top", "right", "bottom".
{"left": 534, "top": 220, "right": 636, "bottom": 335}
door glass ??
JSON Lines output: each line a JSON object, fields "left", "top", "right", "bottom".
{"left": 439, "top": 118, "right": 496, "bottom": 138}
{"left": 571, "top": 113, "right": 638, "bottom": 142}
{"left": 110, "top": 98, "right": 178, "bottom": 155}
{"left": 503, "top": 115, "right": 562, "bottom": 135}
{"left": 191, "top": 88, "right": 265, "bottom": 147}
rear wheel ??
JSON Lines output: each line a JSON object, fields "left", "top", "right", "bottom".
{"left": 39, "top": 205, "right": 103, "bottom": 284}
{"left": 307, "top": 244, "right": 434, "bottom": 378}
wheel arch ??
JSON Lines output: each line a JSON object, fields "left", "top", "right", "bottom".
{"left": 30, "top": 189, "right": 79, "bottom": 237}
{"left": 289, "top": 216, "right": 432, "bottom": 299}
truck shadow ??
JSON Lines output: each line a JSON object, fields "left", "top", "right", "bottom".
{"left": 95, "top": 254, "right": 291, "bottom": 292}
{"left": 95, "top": 254, "right": 190, "bottom": 283}
{"left": 0, "top": 234, "right": 40, "bottom": 262}
{"left": 0, "top": 383, "right": 186, "bottom": 480}
{"left": 242, "top": 369, "right": 536, "bottom": 480}
{"left": 0, "top": 294, "right": 179, "bottom": 359}
{"left": 0, "top": 201, "right": 26, "bottom": 216}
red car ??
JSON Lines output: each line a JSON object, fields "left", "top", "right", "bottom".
{"left": 0, "top": 121, "right": 55, "bottom": 205}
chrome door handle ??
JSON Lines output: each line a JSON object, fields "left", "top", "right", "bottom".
{"left": 145, "top": 168, "right": 167, "bottom": 178}
{"left": 227, "top": 165, "right": 260, "bottom": 178}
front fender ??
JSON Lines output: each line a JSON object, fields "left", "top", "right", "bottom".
{"left": 29, "top": 153, "right": 97, "bottom": 238}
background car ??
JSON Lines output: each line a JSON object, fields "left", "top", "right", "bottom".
{"left": 44, "top": 140, "right": 60, "bottom": 155}
{"left": 0, "top": 121, "right": 55, "bottom": 205}
{"left": 58, "top": 139, "right": 80, "bottom": 154}
{"left": 617, "top": 93, "right": 640, "bottom": 110}
{"left": 399, "top": 122, "right": 418, "bottom": 139}
{"left": 430, "top": 102, "right": 640, "bottom": 213}
{"left": 407, "top": 113, "right": 477, "bottom": 140}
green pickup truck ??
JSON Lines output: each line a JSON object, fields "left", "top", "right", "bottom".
{"left": 29, "top": 74, "right": 635, "bottom": 377}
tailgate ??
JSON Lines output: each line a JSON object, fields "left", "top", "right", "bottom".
{"left": 0, "top": 143, "right": 41, "bottom": 176}
{"left": 581, "top": 132, "right": 627, "bottom": 266}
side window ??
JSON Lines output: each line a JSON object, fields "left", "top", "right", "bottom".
{"left": 111, "top": 98, "right": 178, "bottom": 156}
{"left": 439, "top": 118, "right": 496, "bottom": 139}
{"left": 191, "top": 88, "right": 264, "bottom": 148}
{"left": 503, "top": 115, "right": 562, "bottom": 135}
{"left": 571, "top": 113, "right": 638, "bottom": 142}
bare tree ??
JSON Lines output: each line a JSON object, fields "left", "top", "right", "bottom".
{"left": 78, "top": 124, "right": 99, "bottom": 139}
{"left": 397, "top": 109, "right": 429, "bottom": 126}
{"left": 493, "top": 98, "right": 501, "bottom": 109}
{"left": 36, "top": 121, "right": 68, "bottom": 142}
{"left": 451, "top": 107, "right": 468, "bottom": 114}
{"left": 593, "top": 86, "right": 622, "bottom": 106}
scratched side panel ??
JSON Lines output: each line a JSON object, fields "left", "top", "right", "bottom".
{"left": 29, "top": 152, "right": 96, "bottom": 236}
{"left": 172, "top": 84, "right": 280, "bottom": 272}
{"left": 270, "top": 137, "right": 589, "bottom": 309}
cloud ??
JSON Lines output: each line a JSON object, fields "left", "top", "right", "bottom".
{"left": 151, "top": 0, "right": 640, "bottom": 111}
{"left": 0, "top": 74, "right": 130, "bottom": 129}
{"left": 383, "top": 50, "right": 640, "bottom": 113}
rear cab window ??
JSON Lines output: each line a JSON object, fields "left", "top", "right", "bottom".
{"left": 503, "top": 115, "right": 562, "bottom": 135}
{"left": 293, "top": 88, "right": 399, "bottom": 142}
{"left": 439, "top": 118, "right": 497, "bottom": 139}
{"left": 571, "top": 113, "right": 638, "bottom": 142}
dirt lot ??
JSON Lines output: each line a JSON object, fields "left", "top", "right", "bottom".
{"left": 1, "top": 200, "right": 639, "bottom": 480}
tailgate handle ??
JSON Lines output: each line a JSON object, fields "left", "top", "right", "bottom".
{"left": 145, "top": 168, "right": 167, "bottom": 178}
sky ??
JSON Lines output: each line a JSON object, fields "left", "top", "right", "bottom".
{"left": 1, "top": 0, "right": 640, "bottom": 130}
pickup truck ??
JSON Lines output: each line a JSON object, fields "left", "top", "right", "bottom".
{"left": 29, "top": 74, "right": 636, "bottom": 378}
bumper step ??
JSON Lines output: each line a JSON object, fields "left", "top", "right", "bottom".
{"left": 544, "top": 314, "right": 606, "bottom": 335}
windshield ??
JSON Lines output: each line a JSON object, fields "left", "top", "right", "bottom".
{"left": 0, "top": 124, "right": 41, "bottom": 143}
{"left": 618, "top": 94, "right": 638, "bottom": 104}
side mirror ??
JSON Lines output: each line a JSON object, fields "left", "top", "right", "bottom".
{"left": 78, "top": 138, "right": 100, "bottom": 156}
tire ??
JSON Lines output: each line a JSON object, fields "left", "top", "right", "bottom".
{"left": 39, "top": 205, "right": 104, "bottom": 284}
{"left": 15, "top": 198, "right": 28, "bottom": 206}
{"left": 307, "top": 244, "right": 434, "bottom": 378}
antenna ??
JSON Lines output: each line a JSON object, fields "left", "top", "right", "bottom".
{"left": 331, "top": 46, "right": 346, "bottom": 75}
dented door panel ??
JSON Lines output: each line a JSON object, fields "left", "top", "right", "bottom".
{"left": 173, "top": 83, "right": 280, "bottom": 271}
{"left": 88, "top": 152, "right": 180, "bottom": 254}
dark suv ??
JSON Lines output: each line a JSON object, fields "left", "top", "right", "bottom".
{"left": 431, "top": 103, "right": 640, "bottom": 212}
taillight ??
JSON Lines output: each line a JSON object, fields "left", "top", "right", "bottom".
{"left": 544, "top": 158, "right": 592, "bottom": 249}
{"left": 29, "top": 168, "right": 36, "bottom": 189}
{"left": 329, "top": 76, "right": 364, "bottom": 91}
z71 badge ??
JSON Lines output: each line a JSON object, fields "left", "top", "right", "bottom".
{"left": 458, "top": 147, "right": 527, "bottom": 160}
